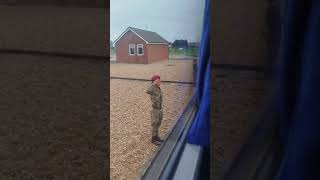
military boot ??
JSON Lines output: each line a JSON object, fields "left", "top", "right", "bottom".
{"left": 155, "top": 136, "right": 164, "bottom": 142}
{"left": 151, "top": 136, "right": 162, "bottom": 146}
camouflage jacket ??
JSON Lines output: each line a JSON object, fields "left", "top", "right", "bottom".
{"left": 146, "top": 85, "right": 163, "bottom": 109}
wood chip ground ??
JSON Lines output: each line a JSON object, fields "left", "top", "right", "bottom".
{"left": 110, "top": 60, "right": 194, "bottom": 180}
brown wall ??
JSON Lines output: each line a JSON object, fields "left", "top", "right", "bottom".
{"left": 212, "top": 0, "right": 268, "bottom": 66}
{"left": 212, "top": 0, "right": 271, "bottom": 179}
{"left": 0, "top": 0, "right": 106, "bottom": 8}
{"left": 147, "top": 44, "right": 169, "bottom": 63}
{"left": 212, "top": 69, "right": 270, "bottom": 179}
{"left": 0, "top": 6, "right": 108, "bottom": 57}
{"left": 0, "top": 53, "right": 108, "bottom": 179}
{"left": 0, "top": 5, "right": 108, "bottom": 179}
{"left": 115, "top": 31, "right": 148, "bottom": 64}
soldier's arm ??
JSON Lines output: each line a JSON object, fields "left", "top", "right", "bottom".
{"left": 146, "top": 86, "right": 154, "bottom": 95}
{"left": 151, "top": 95, "right": 161, "bottom": 109}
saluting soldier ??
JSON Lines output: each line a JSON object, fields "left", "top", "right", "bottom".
{"left": 146, "top": 75, "right": 164, "bottom": 146}
{"left": 193, "top": 59, "right": 197, "bottom": 86}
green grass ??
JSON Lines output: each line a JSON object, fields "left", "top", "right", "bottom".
{"left": 169, "top": 48, "right": 198, "bottom": 57}
{"left": 111, "top": 47, "right": 198, "bottom": 57}
{"left": 110, "top": 48, "right": 116, "bottom": 55}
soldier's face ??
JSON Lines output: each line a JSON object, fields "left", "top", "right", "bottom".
{"left": 155, "top": 79, "right": 161, "bottom": 86}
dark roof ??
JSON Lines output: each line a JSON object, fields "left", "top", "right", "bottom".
{"left": 129, "top": 27, "right": 168, "bottom": 44}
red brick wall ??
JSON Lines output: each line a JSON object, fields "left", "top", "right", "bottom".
{"left": 147, "top": 44, "right": 169, "bottom": 63}
{"left": 115, "top": 31, "right": 148, "bottom": 64}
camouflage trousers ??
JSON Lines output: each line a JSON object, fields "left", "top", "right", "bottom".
{"left": 151, "top": 108, "right": 163, "bottom": 137}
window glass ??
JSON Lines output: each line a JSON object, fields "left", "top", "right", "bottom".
{"left": 110, "top": 0, "right": 205, "bottom": 179}
{"left": 137, "top": 44, "right": 143, "bottom": 55}
{"left": 129, "top": 44, "right": 135, "bottom": 55}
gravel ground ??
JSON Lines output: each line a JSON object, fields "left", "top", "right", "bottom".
{"left": 110, "top": 60, "right": 194, "bottom": 180}
{"left": 110, "top": 60, "right": 194, "bottom": 82}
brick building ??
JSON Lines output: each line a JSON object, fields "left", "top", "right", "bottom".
{"left": 113, "top": 27, "right": 169, "bottom": 64}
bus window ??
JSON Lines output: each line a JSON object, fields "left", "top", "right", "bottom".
{"left": 110, "top": 0, "right": 205, "bottom": 179}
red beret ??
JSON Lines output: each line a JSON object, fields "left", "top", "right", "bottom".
{"left": 151, "top": 75, "right": 160, "bottom": 82}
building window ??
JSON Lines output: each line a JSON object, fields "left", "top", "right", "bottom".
{"left": 137, "top": 44, "right": 144, "bottom": 55}
{"left": 129, "top": 44, "right": 135, "bottom": 55}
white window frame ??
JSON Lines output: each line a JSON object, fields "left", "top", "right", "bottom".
{"left": 129, "top": 44, "right": 135, "bottom": 55}
{"left": 137, "top": 44, "right": 144, "bottom": 56}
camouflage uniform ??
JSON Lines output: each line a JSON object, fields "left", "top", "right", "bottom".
{"left": 146, "top": 84, "right": 163, "bottom": 137}
{"left": 193, "top": 59, "right": 197, "bottom": 86}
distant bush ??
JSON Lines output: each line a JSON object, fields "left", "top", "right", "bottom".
{"left": 110, "top": 47, "right": 116, "bottom": 55}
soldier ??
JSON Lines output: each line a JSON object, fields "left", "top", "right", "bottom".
{"left": 193, "top": 59, "right": 197, "bottom": 86}
{"left": 146, "top": 75, "right": 164, "bottom": 146}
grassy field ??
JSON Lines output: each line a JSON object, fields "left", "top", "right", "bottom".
{"left": 110, "top": 47, "right": 198, "bottom": 58}
{"left": 110, "top": 47, "right": 115, "bottom": 55}
{"left": 169, "top": 48, "right": 198, "bottom": 57}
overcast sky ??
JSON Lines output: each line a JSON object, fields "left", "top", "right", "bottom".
{"left": 110, "top": 0, "right": 205, "bottom": 43}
